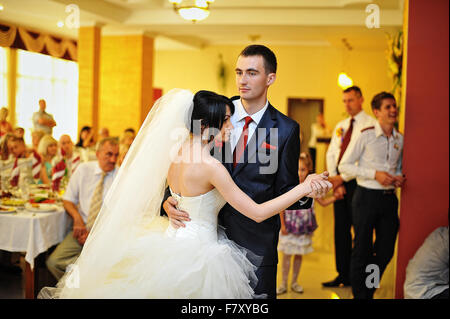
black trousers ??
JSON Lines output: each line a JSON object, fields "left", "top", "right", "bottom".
{"left": 332, "top": 179, "right": 357, "bottom": 282}
{"left": 350, "top": 186, "right": 399, "bottom": 299}
{"left": 254, "top": 265, "right": 277, "bottom": 299}
{"left": 308, "top": 147, "right": 316, "bottom": 172}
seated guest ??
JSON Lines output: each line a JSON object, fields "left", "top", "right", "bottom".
{"left": 37, "top": 135, "right": 58, "bottom": 184}
{"left": 46, "top": 137, "right": 119, "bottom": 280}
{"left": 124, "top": 127, "right": 135, "bottom": 138}
{"left": 404, "top": 225, "right": 449, "bottom": 299}
{"left": 31, "top": 130, "right": 45, "bottom": 152}
{"left": 10, "top": 136, "right": 32, "bottom": 158}
{"left": 9, "top": 136, "right": 42, "bottom": 181}
{"left": 98, "top": 127, "right": 110, "bottom": 140}
{"left": 0, "top": 107, "right": 13, "bottom": 137}
{"left": 53, "top": 135, "right": 81, "bottom": 177}
{"left": 0, "top": 133, "right": 15, "bottom": 160}
{"left": 13, "top": 127, "right": 25, "bottom": 139}
{"left": 76, "top": 126, "right": 96, "bottom": 149}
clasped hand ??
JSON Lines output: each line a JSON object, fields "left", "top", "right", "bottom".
{"left": 375, "top": 171, "right": 406, "bottom": 188}
{"left": 73, "top": 220, "right": 89, "bottom": 245}
{"left": 304, "top": 171, "right": 333, "bottom": 198}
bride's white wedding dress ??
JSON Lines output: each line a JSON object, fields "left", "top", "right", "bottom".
{"left": 51, "top": 188, "right": 261, "bottom": 299}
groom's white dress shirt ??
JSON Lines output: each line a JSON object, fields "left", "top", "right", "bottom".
{"left": 230, "top": 98, "right": 269, "bottom": 152}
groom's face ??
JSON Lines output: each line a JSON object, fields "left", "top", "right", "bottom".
{"left": 235, "top": 55, "right": 274, "bottom": 102}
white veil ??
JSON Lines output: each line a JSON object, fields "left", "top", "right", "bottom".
{"left": 42, "top": 88, "right": 194, "bottom": 298}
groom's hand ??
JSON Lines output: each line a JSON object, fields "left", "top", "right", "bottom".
{"left": 163, "top": 196, "right": 191, "bottom": 228}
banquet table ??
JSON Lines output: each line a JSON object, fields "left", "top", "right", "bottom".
{"left": 0, "top": 206, "right": 71, "bottom": 299}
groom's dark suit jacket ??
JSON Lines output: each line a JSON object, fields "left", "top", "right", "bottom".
{"left": 217, "top": 96, "right": 312, "bottom": 268}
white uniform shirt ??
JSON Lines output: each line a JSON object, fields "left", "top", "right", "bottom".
{"left": 230, "top": 99, "right": 269, "bottom": 152}
{"left": 62, "top": 161, "right": 118, "bottom": 223}
{"left": 326, "top": 110, "right": 376, "bottom": 177}
{"left": 338, "top": 121, "right": 404, "bottom": 190}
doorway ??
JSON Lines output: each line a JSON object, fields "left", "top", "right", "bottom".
{"left": 287, "top": 98, "right": 324, "bottom": 155}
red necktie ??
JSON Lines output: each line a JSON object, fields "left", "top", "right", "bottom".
{"left": 233, "top": 116, "right": 253, "bottom": 168}
{"left": 337, "top": 117, "right": 355, "bottom": 164}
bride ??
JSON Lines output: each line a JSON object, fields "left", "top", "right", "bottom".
{"left": 39, "top": 89, "right": 331, "bottom": 299}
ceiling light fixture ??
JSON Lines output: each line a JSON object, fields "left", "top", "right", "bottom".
{"left": 168, "top": 0, "right": 215, "bottom": 23}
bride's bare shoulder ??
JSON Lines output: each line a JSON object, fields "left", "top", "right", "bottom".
{"left": 202, "top": 154, "right": 228, "bottom": 178}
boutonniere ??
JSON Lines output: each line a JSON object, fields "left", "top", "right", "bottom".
{"left": 394, "top": 143, "right": 399, "bottom": 150}
{"left": 336, "top": 127, "right": 344, "bottom": 138}
{"left": 261, "top": 142, "right": 277, "bottom": 150}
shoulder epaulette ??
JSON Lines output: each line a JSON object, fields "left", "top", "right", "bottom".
{"left": 361, "top": 126, "right": 375, "bottom": 133}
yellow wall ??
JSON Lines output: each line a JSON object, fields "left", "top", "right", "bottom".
{"left": 99, "top": 35, "right": 154, "bottom": 137}
{"left": 78, "top": 26, "right": 101, "bottom": 134}
{"left": 154, "top": 45, "right": 393, "bottom": 131}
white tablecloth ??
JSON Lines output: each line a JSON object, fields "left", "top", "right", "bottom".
{"left": 0, "top": 207, "right": 71, "bottom": 269}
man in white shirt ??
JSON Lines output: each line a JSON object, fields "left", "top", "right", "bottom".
{"left": 339, "top": 91, "right": 405, "bottom": 299}
{"left": 46, "top": 137, "right": 119, "bottom": 280}
{"left": 323, "top": 86, "right": 376, "bottom": 287}
{"left": 32, "top": 99, "right": 56, "bottom": 135}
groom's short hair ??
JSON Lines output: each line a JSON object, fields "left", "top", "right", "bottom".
{"left": 240, "top": 45, "right": 277, "bottom": 74}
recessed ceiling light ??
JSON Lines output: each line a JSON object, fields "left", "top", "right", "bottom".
{"left": 0, "top": 4, "right": 4, "bottom": 11}
{"left": 57, "top": 21, "right": 64, "bottom": 28}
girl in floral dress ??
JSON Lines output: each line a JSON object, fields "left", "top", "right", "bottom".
{"left": 277, "top": 153, "right": 341, "bottom": 294}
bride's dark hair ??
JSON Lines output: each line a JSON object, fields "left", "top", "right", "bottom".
{"left": 190, "top": 90, "right": 234, "bottom": 135}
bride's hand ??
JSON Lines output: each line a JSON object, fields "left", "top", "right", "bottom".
{"left": 304, "top": 172, "right": 332, "bottom": 198}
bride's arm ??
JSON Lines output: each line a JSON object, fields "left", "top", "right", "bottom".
{"left": 207, "top": 161, "right": 330, "bottom": 223}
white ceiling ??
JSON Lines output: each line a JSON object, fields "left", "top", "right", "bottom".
{"left": 0, "top": 0, "right": 403, "bottom": 50}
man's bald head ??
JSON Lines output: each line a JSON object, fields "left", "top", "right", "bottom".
{"left": 59, "top": 134, "right": 74, "bottom": 157}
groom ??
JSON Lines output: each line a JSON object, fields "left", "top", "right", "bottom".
{"left": 164, "top": 45, "right": 317, "bottom": 298}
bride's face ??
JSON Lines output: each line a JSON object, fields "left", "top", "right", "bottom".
{"left": 216, "top": 105, "right": 233, "bottom": 142}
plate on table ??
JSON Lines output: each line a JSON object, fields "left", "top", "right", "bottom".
{"left": 0, "top": 205, "right": 16, "bottom": 214}
{"left": 1, "top": 198, "right": 26, "bottom": 207}
{"left": 25, "top": 203, "right": 59, "bottom": 213}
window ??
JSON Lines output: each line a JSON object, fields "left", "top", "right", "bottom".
{"left": 0, "top": 47, "right": 7, "bottom": 109}
{"left": 15, "top": 49, "right": 78, "bottom": 144}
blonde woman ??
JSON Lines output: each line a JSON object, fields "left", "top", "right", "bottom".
{"left": 120, "top": 131, "right": 134, "bottom": 147}
{"left": 117, "top": 143, "right": 130, "bottom": 167}
{"left": 37, "top": 135, "right": 58, "bottom": 184}
{"left": 0, "top": 107, "right": 13, "bottom": 138}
